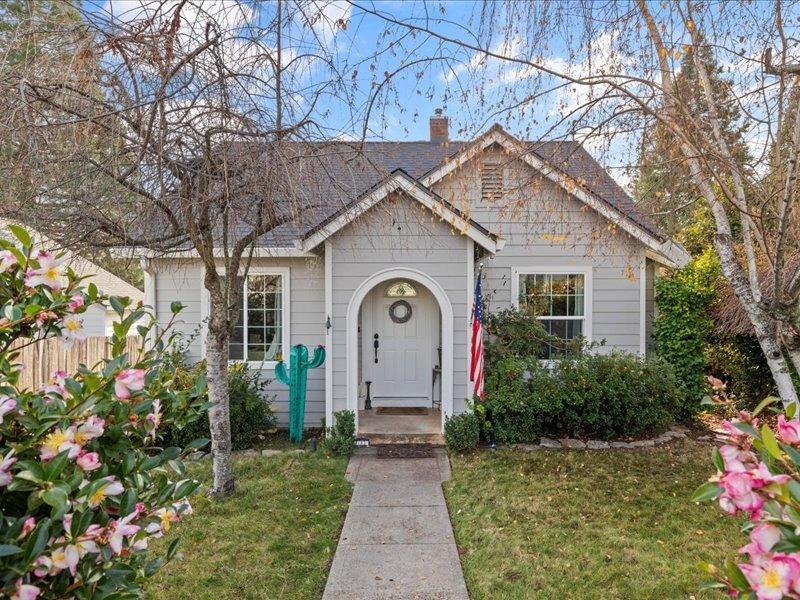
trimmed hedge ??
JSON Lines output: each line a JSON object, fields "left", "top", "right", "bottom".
{"left": 483, "top": 353, "right": 685, "bottom": 442}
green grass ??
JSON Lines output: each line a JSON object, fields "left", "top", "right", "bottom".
{"left": 444, "top": 441, "right": 743, "bottom": 599}
{"left": 145, "top": 453, "right": 352, "bottom": 600}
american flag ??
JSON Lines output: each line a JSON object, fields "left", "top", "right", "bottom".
{"left": 470, "top": 270, "right": 485, "bottom": 399}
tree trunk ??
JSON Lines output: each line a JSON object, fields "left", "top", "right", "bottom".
{"left": 714, "top": 235, "right": 799, "bottom": 405}
{"left": 206, "top": 309, "right": 234, "bottom": 496}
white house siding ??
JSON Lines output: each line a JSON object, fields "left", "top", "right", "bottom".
{"left": 150, "top": 256, "right": 326, "bottom": 427}
{"left": 432, "top": 148, "right": 647, "bottom": 355}
{"left": 328, "top": 193, "right": 471, "bottom": 416}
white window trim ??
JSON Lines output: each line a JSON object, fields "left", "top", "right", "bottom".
{"left": 200, "top": 265, "right": 290, "bottom": 369}
{"left": 510, "top": 266, "right": 593, "bottom": 345}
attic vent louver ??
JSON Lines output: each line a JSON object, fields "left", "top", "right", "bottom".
{"left": 481, "top": 158, "right": 504, "bottom": 203}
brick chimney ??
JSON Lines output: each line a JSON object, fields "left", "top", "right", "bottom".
{"left": 429, "top": 109, "right": 449, "bottom": 143}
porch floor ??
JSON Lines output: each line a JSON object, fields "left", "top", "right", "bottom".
{"left": 358, "top": 408, "right": 441, "bottom": 435}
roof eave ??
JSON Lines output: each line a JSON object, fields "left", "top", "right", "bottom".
{"left": 299, "top": 171, "right": 502, "bottom": 253}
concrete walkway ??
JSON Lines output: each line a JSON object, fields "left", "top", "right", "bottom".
{"left": 322, "top": 448, "right": 469, "bottom": 600}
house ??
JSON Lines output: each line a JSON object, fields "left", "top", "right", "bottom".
{"left": 1, "top": 221, "right": 144, "bottom": 336}
{"left": 141, "top": 116, "right": 690, "bottom": 440}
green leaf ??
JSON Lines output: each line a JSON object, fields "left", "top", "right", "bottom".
{"left": 109, "top": 296, "right": 125, "bottom": 317}
{"left": 184, "top": 438, "right": 210, "bottom": 451}
{"left": 753, "top": 396, "right": 780, "bottom": 417}
{"left": 0, "top": 544, "right": 22, "bottom": 557}
{"left": 692, "top": 481, "right": 722, "bottom": 503}
{"left": 41, "top": 486, "right": 69, "bottom": 511}
{"left": 171, "top": 301, "right": 184, "bottom": 315}
{"left": 734, "top": 422, "right": 760, "bottom": 439}
{"left": 166, "top": 537, "right": 181, "bottom": 561}
{"left": 118, "top": 489, "right": 137, "bottom": 517}
{"left": 725, "top": 561, "right": 750, "bottom": 591}
{"left": 44, "top": 450, "right": 71, "bottom": 481}
{"left": 7, "top": 224, "right": 31, "bottom": 248}
{"left": 761, "top": 424, "right": 783, "bottom": 459}
{"left": 173, "top": 479, "right": 200, "bottom": 500}
{"left": 711, "top": 447, "right": 724, "bottom": 472}
{"left": 788, "top": 401, "right": 798, "bottom": 419}
{"left": 23, "top": 519, "right": 50, "bottom": 562}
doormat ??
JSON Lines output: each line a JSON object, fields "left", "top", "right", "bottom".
{"left": 376, "top": 444, "right": 435, "bottom": 459}
{"left": 375, "top": 407, "right": 430, "bottom": 416}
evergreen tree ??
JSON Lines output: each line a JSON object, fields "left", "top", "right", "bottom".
{"left": 634, "top": 42, "right": 750, "bottom": 242}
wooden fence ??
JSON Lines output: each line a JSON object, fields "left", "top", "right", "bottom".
{"left": 10, "top": 336, "right": 143, "bottom": 391}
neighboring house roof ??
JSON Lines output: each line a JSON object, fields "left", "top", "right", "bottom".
{"left": 0, "top": 220, "right": 144, "bottom": 303}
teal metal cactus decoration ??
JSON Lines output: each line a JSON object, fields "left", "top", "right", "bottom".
{"left": 275, "top": 344, "right": 326, "bottom": 443}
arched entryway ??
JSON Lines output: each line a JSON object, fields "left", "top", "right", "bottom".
{"left": 346, "top": 268, "right": 453, "bottom": 435}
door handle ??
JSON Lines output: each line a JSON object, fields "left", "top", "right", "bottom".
{"left": 373, "top": 333, "right": 379, "bottom": 363}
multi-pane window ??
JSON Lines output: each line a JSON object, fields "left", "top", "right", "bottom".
{"left": 518, "top": 272, "right": 586, "bottom": 359}
{"left": 230, "top": 274, "right": 284, "bottom": 362}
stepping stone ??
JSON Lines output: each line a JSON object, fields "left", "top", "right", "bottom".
{"left": 350, "top": 482, "right": 445, "bottom": 507}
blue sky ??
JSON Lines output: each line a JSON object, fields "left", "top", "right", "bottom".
{"left": 86, "top": 1, "right": 786, "bottom": 188}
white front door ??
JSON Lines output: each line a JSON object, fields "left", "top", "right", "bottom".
{"left": 364, "top": 284, "right": 436, "bottom": 406}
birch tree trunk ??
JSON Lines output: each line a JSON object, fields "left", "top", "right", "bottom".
{"left": 206, "top": 303, "right": 234, "bottom": 496}
{"left": 714, "top": 235, "right": 799, "bottom": 405}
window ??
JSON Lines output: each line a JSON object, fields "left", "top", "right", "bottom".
{"left": 386, "top": 281, "right": 417, "bottom": 297}
{"left": 229, "top": 272, "right": 288, "bottom": 363}
{"left": 513, "top": 268, "right": 591, "bottom": 360}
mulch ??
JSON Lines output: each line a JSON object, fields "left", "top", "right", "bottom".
{"left": 375, "top": 444, "right": 436, "bottom": 459}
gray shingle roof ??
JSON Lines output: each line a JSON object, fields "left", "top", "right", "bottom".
{"left": 247, "top": 136, "right": 665, "bottom": 248}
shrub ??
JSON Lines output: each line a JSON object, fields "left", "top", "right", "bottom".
{"left": 483, "top": 353, "right": 685, "bottom": 441}
{"left": 444, "top": 412, "right": 480, "bottom": 452}
{"left": 0, "top": 227, "right": 207, "bottom": 598}
{"left": 705, "top": 335, "right": 777, "bottom": 411}
{"left": 320, "top": 410, "right": 355, "bottom": 456}
{"left": 653, "top": 248, "right": 719, "bottom": 417}
{"left": 162, "top": 359, "right": 276, "bottom": 451}
{"left": 693, "top": 401, "right": 800, "bottom": 597}
{"left": 484, "top": 304, "right": 582, "bottom": 365}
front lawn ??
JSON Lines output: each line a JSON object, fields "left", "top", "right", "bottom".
{"left": 444, "top": 440, "right": 743, "bottom": 599}
{"left": 145, "top": 453, "right": 352, "bottom": 600}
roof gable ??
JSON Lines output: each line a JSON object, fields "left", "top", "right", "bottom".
{"left": 299, "top": 170, "right": 503, "bottom": 253}
{"left": 421, "top": 126, "right": 690, "bottom": 267}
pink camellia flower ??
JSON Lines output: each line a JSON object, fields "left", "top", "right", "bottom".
{"left": 740, "top": 524, "right": 783, "bottom": 557}
{"left": 40, "top": 370, "right": 68, "bottom": 400}
{"left": 24, "top": 251, "right": 65, "bottom": 291}
{"left": 0, "top": 395, "right": 17, "bottom": 424}
{"left": 719, "top": 471, "right": 765, "bottom": 519}
{"left": 51, "top": 544, "right": 80, "bottom": 576}
{"left": 74, "top": 416, "right": 105, "bottom": 445}
{"left": 67, "top": 294, "right": 84, "bottom": 312}
{"left": 0, "top": 449, "right": 17, "bottom": 487}
{"left": 115, "top": 369, "right": 145, "bottom": 400}
{"left": 59, "top": 314, "right": 85, "bottom": 346}
{"left": 39, "top": 428, "right": 80, "bottom": 461}
{"left": 721, "top": 419, "right": 755, "bottom": 446}
{"left": 750, "top": 463, "right": 792, "bottom": 491}
{"left": 86, "top": 476, "right": 124, "bottom": 507}
{"left": 11, "top": 579, "right": 40, "bottom": 600}
{"left": 0, "top": 251, "right": 17, "bottom": 273}
{"left": 107, "top": 513, "right": 140, "bottom": 555}
{"left": 719, "top": 444, "right": 754, "bottom": 473}
{"left": 739, "top": 555, "right": 800, "bottom": 600}
{"left": 777, "top": 415, "right": 800, "bottom": 445}
{"left": 19, "top": 517, "right": 36, "bottom": 540}
{"left": 76, "top": 451, "right": 101, "bottom": 472}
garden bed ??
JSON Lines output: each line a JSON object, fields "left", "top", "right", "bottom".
{"left": 444, "top": 439, "right": 743, "bottom": 599}
{"left": 145, "top": 453, "right": 352, "bottom": 599}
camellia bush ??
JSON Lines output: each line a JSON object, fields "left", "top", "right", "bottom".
{"left": 693, "top": 395, "right": 800, "bottom": 599}
{"left": 0, "top": 226, "right": 209, "bottom": 599}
